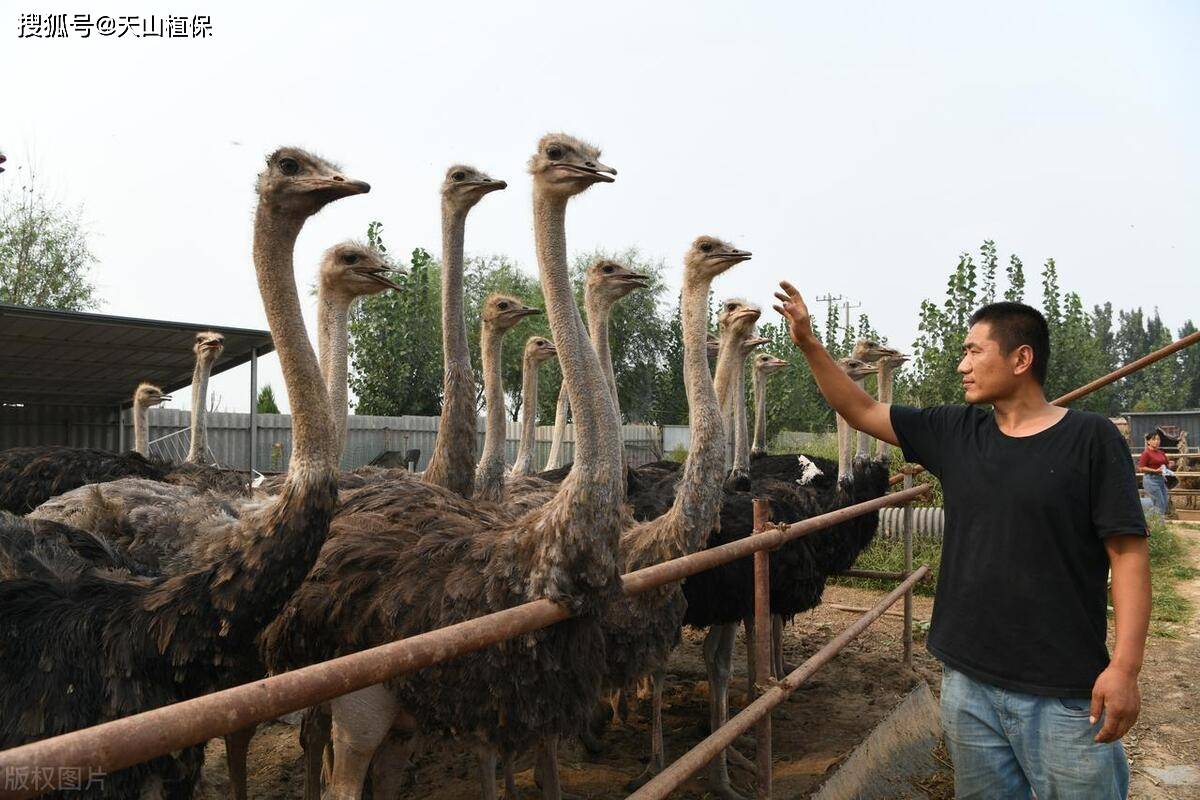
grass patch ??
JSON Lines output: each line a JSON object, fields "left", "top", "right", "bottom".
{"left": 1144, "top": 516, "right": 1196, "bottom": 635}
{"left": 830, "top": 535, "right": 943, "bottom": 597}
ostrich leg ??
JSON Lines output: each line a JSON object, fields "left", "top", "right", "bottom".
{"left": 704, "top": 624, "right": 750, "bottom": 800}
{"left": 474, "top": 744, "right": 499, "bottom": 800}
{"left": 771, "top": 614, "right": 792, "bottom": 677}
{"left": 300, "top": 706, "right": 330, "bottom": 800}
{"left": 327, "top": 685, "right": 398, "bottom": 800}
{"left": 625, "top": 669, "right": 667, "bottom": 790}
{"left": 224, "top": 724, "right": 255, "bottom": 800}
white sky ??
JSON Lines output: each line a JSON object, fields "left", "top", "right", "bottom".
{"left": 3, "top": 0, "right": 1197, "bottom": 412}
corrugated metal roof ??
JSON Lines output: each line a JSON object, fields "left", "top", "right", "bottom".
{"left": 0, "top": 303, "right": 273, "bottom": 407}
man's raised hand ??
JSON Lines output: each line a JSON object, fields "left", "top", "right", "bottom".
{"left": 773, "top": 280, "right": 816, "bottom": 348}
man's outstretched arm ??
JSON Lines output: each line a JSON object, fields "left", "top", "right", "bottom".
{"left": 773, "top": 280, "right": 899, "bottom": 446}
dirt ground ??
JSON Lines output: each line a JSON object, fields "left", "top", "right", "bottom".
{"left": 1126, "top": 524, "right": 1200, "bottom": 800}
{"left": 196, "top": 526, "right": 1200, "bottom": 799}
{"left": 197, "top": 585, "right": 944, "bottom": 800}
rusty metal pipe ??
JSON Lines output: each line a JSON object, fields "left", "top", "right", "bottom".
{"left": 0, "top": 486, "right": 929, "bottom": 799}
{"left": 902, "top": 473, "right": 915, "bottom": 669}
{"left": 837, "top": 568, "right": 911, "bottom": 581}
{"left": 627, "top": 565, "right": 932, "bottom": 800}
{"left": 752, "top": 498, "right": 773, "bottom": 799}
{"left": 889, "top": 328, "right": 1200, "bottom": 486}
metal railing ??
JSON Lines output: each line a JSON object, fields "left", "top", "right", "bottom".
{"left": 0, "top": 484, "right": 930, "bottom": 799}
{"left": 146, "top": 427, "right": 220, "bottom": 468}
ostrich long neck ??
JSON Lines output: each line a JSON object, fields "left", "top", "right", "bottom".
{"left": 424, "top": 203, "right": 477, "bottom": 497}
{"left": 185, "top": 356, "right": 213, "bottom": 464}
{"left": 836, "top": 413, "right": 852, "bottom": 481}
{"left": 511, "top": 353, "right": 541, "bottom": 477}
{"left": 731, "top": 355, "right": 751, "bottom": 473}
{"left": 523, "top": 190, "right": 623, "bottom": 607}
{"left": 545, "top": 386, "right": 570, "bottom": 470}
{"left": 253, "top": 213, "right": 336, "bottom": 474}
{"left": 752, "top": 367, "right": 769, "bottom": 456}
{"left": 317, "top": 289, "right": 353, "bottom": 462}
{"left": 586, "top": 296, "right": 620, "bottom": 418}
{"left": 474, "top": 323, "right": 508, "bottom": 501}
{"left": 133, "top": 397, "right": 151, "bottom": 456}
{"left": 854, "top": 376, "right": 872, "bottom": 459}
{"left": 873, "top": 362, "right": 895, "bottom": 460}
{"left": 626, "top": 276, "right": 740, "bottom": 565}
{"left": 532, "top": 196, "right": 621, "bottom": 479}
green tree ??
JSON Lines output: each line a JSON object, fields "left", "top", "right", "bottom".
{"left": 256, "top": 384, "right": 281, "bottom": 414}
{"left": 1004, "top": 255, "right": 1025, "bottom": 302}
{"left": 0, "top": 162, "right": 98, "bottom": 310}
{"left": 979, "top": 240, "right": 998, "bottom": 304}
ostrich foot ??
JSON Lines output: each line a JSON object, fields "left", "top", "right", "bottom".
{"left": 727, "top": 745, "right": 758, "bottom": 773}
{"left": 708, "top": 770, "right": 750, "bottom": 800}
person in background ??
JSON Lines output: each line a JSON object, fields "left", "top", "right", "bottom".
{"left": 1137, "top": 431, "right": 1171, "bottom": 517}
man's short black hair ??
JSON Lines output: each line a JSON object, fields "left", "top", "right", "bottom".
{"left": 967, "top": 302, "right": 1050, "bottom": 386}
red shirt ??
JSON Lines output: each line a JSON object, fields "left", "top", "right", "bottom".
{"left": 1138, "top": 448, "right": 1167, "bottom": 471}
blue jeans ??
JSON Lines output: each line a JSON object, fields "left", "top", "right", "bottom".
{"left": 940, "top": 666, "right": 1129, "bottom": 799}
{"left": 1143, "top": 473, "right": 1168, "bottom": 517}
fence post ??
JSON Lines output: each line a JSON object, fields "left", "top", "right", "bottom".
{"left": 752, "top": 498, "right": 772, "bottom": 799}
{"left": 902, "top": 472, "right": 914, "bottom": 669}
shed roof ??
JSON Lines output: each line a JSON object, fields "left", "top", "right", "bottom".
{"left": 0, "top": 303, "right": 273, "bottom": 407}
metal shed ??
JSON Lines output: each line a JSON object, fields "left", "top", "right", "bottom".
{"left": 1123, "top": 410, "right": 1200, "bottom": 449}
{"left": 0, "top": 303, "right": 273, "bottom": 469}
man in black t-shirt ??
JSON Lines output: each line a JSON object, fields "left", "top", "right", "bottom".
{"left": 773, "top": 285, "right": 1149, "bottom": 799}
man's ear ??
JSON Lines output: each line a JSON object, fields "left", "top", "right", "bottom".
{"left": 1011, "top": 344, "right": 1035, "bottom": 377}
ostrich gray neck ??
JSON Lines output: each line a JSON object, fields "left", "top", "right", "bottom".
{"left": 653, "top": 275, "right": 736, "bottom": 555}
{"left": 586, "top": 294, "right": 620, "bottom": 419}
{"left": 133, "top": 397, "right": 151, "bottom": 457}
{"left": 545, "top": 388, "right": 570, "bottom": 470}
{"left": 252, "top": 209, "right": 336, "bottom": 476}
{"left": 424, "top": 203, "right": 477, "bottom": 497}
{"left": 532, "top": 194, "right": 621, "bottom": 481}
{"left": 752, "top": 367, "right": 769, "bottom": 457}
{"left": 511, "top": 352, "right": 541, "bottom": 477}
{"left": 474, "top": 323, "right": 508, "bottom": 502}
{"left": 317, "top": 288, "right": 353, "bottom": 463}
{"left": 520, "top": 188, "right": 623, "bottom": 609}
{"left": 185, "top": 356, "right": 214, "bottom": 464}
{"left": 854, "top": 377, "right": 873, "bottom": 459}
{"left": 873, "top": 362, "right": 895, "bottom": 459}
{"left": 837, "top": 413, "right": 852, "bottom": 481}
{"left": 731, "top": 356, "right": 751, "bottom": 473}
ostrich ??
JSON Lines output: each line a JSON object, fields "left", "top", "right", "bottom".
{"left": 849, "top": 340, "right": 900, "bottom": 459}
{"left": 473, "top": 295, "right": 544, "bottom": 502}
{"left": 261, "top": 133, "right": 622, "bottom": 800}
{"left": 750, "top": 352, "right": 789, "bottom": 457}
{"left": 316, "top": 241, "right": 405, "bottom": 461}
{"left": 510, "top": 336, "right": 559, "bottom": 477}
{"left": 872, "top": 349, "right": 909, "bottom": 459}
{"left": 542, "top": 258, "right": 648, "bottom": 471}
{"left": 0, "top": 146, "right": 365, "bottom": 797}
{"left": 184, "top": 332, "right": 224, "bottom": 465}
{"left": 716, "top": 299, "right": 769, "bottom": 488}
{"left": 131, "top": 383, "right": 173, "bottom": 456}
{"left": 595, "top": 237, "right": 753, "bottom": 791}
{"left": 836, "top": 356, "right": 880, "bottom": 478}
{"left": 423, "top": 165, "right": 507, "bottom": 497}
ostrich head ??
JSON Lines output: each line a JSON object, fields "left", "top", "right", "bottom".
{"left": 585, "top": 258, "right": 649, "bottom": 306}
{"left": 877, "top": 351, "right": 910, "bottom": 371}
{"left": 319, "top": 241, "right": 405, "bottom": 299}
{"left": 754, "top": 352, "right": 789, "bottom": 376}
{"left": 256, "top": 147, "right": 370, "bottom": 217}
{"left": 528, "top": 133, "right": 616, "bottom": 198}
{"left": 134, "top": 383, "right": 171, "bottom": 407}
{"left": 0, "top": 151, "right": 6, "bottom": 174}
{"left": 523, "top": 335, "right": 558, "bottom": 366}
{"left": 852, "top": 338, "right": 902, "bottom": 364}
{"left": 481, "top": 294, "right": 542, "bottom": 334}
{"left": 837, "top": 356, "right": 879, "bottom": 382}
{"left": 717, "top": 299, "right": 761, "bottom": 343}
{"left": 685, "top": 236, "right": 752, "bottom": 283}
{"left": 442, "top": 164, "right": 506, "bottom": 211}
{"left": 192, "top": 331, "right": 226, "bottom": 365}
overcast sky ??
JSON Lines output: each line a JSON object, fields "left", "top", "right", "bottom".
{"left": 3, "top": 1, "right": 1196, "bottom": 412}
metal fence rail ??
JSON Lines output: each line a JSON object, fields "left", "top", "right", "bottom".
{"left": 0, "top": 485, "right": 930, "bottom": 799}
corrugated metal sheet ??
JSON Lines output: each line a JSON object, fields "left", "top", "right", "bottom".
{"left": 0, "top": 404, "right": 120, "bottom": 449}
{"left": 1124, "top": 411, "right": 1200, "bottom": 449}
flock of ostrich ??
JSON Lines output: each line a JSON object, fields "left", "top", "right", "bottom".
{"left": 0, "top": 134, "right": 908, "bottom": 800}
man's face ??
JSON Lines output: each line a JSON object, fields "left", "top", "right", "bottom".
{"left": 958, "top": 322, "right": 1033, "bottom": 404}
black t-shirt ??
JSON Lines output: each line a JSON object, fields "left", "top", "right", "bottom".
{"left": 890, "top": 405, "right": 1147, "bottom": 697}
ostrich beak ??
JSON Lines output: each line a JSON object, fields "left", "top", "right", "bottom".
{"left": 720, "top": 248, "right": 753, "bottom": 264}
{"left": 468, "top": 178, "right": 507, "bottom": 192}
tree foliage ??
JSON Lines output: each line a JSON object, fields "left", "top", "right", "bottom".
{"left": 256, "top": 384, "right": 281, "bottom": 414}
{"left": 0, "top": 162, "right": 98, "bottom": 310}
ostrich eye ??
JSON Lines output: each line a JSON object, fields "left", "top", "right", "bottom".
{"left": 278, "top": 158, "right": 300, "bottom": 176}
{"left": 498, "top": 301, "right": 509, "bottom": 310}
{"left": 546, "top": 145, "right": 564, "bottom": 160}
{"left": 343, "top": 254, "right": 359, "bottom": 265}
{"left": 452, "top": 171, "right": 466, "bottom": 181}
{"left": 602, "top": 265, "right": 614, "bottom": 274}
{"left": 699, "top": 242, "right": 713, "bottom": 253}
